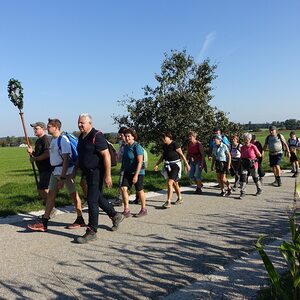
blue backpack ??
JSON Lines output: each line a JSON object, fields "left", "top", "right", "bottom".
{"left": 57, "top": 132, "right": 78, "bottom": 166}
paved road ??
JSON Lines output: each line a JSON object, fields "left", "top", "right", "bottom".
{"left": 0, "top": 172, "right": 297, "bottom": 299}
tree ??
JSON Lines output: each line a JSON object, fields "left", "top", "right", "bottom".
{"left": 113, "top": 50, "right": 242, "bottom": 153}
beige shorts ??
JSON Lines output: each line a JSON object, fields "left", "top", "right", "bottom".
{"left": 48, "top": 174, "right": 76, "bottom": 194}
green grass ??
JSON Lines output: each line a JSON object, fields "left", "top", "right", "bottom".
{"left": 0, "top": 131, "right": 292, "bottom": 217}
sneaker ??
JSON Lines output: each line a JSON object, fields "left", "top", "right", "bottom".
{"left": 135, "top": 208, "right": 147, "bottom": 218}
{"left": 75, "top": 228, "right": 97, "bottom": 244}
{"left": 122, "top": 209, "right": 131, "bottom": 218}
{"left": 256, "top": 189, "right": 262, "bottom": 196}
{"left": 162, "top": 201, "right": 171, "bottom": 209}
{"left": 219, "top": 191, "right": 226, "bottom": 197}
{"left": 113, "top": 199, "right": 123, "bottom": 207}
{"left": 66, "top": 216, "right": 86, "bottom": 229}
{"left": 194, "top": 188, "right": 203, "bottom": 194}
{"left": 239, "top": 192, "right": 245, "bottom": 199}
{"left": 27, "top": 219, "right": 48, "bottom": 232}
{"left": 111, "top": 213, "right": 124, "bottom": 231}
{"left": 175, "top": 197, "right": 183, "bottom": 205}
{"left": 292, "top": 173, "right": 299, "bottom": 178}
{"left": 226, "top": 188, "right": 232, "bottom": 196}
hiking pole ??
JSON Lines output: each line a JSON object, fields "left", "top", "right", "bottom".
{"left": 8, "top": 78, "right": 39, "bottom": 187}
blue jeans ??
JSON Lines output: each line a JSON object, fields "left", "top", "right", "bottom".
{"left": 85, "top": 168, "right": 116, "bottom": 232}
{"left": 188, "top": 162, "right": 202, "bottom": 180}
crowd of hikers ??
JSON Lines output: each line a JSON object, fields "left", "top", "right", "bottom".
{"left": 26, "top": 114, "right": 300, "bottom": 243}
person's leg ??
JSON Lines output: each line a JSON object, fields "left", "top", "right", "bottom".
{"left": 167, "top": 179, "right": 174, "bottom": 201}
{"left": 195, "top": 163, "right": 203, "bottom": 192}
{"left": 65, "top": 177, "right": 83, "bottom": 216}
{"left": 135, "top": 176, "right": 147, "bottom": 217}
{"left": 239, "top": 170, "right": 247, "bottom": 198}
{"left": 38, "top": 189, "right": 48, "bottom": 205}
{"left": 80, "top": 176, "right": 88, "bottom": 199}
{"left": 251, "top": 168, "right": 262, "bottom": 195}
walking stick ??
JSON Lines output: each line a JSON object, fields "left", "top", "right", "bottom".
{"left": 8, "top": 78, "right": 39, "bottom": 187}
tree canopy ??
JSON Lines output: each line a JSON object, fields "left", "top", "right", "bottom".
{"left": 114, "top": 50, "right": 242, "bottom": 153}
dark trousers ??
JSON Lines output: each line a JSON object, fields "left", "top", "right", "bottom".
{"left": 85, "top": 168, "right": 116, "bottom": 232}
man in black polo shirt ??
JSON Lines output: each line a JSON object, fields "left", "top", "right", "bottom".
{"left": 27, "top": 121, "right": 51, "bottom": 204}
{"left": 75, "top": 113, "right": 124, "bottom": 244}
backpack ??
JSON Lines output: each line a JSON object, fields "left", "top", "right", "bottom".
{"left": 265, "top": 133, "right": 286, "bottom": 151}
{"left": 92, "top": 131, "right": 118, "bottom": 167}
{"left": 57, "top": 132, "right": 78, "bottom": 166}
{"left": 133, "top": 142, "right": 148, "bottom": 169}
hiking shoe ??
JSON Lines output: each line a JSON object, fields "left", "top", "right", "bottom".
{"left": 194, "top": 188, "right": 203, "bottom": 194}
{"left": 113, "top": 199, "right": 123, "bottom": 207}
{"left": 239, "top": 192, "right": 245, "bottom": 199}
{"left": 122, "top": 209, "right": 131, "bottom": 218}
{"left": 75, "top": 228, "right": 97, "bottom": 244}
{"left": 162, "top": 201, "right": 171, "bottom": 209}
{"left": 111, "top": 213, "right": 124, "bottom": 231}
{"left": 175, "top": 197, "right": 183, "bottom": 205}
{"left": 226, "top": 188, "right": 232, "bottom": 196}
{"left": 27, "top": 219, "right": 48, "bottom": 232}
{"left": 256, "top": 189, "right": 262, "bottom": 196}
{"left": 292, "top": 173, "right": 299, "bottom": 178}
{"left": 219, "top": 191, "right": 226, "bottom": 197}
{"left": 135, "top": 208, "right": 148, "bottom": 218}
{"left": 66, "top": 216, "right": 86, "bottom": 229}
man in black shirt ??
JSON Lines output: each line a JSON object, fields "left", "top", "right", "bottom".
{"left": 27, "top": 122, "right": 51, "bottom": 204}
{"left": 75, "top": 113, "right": 124, "bottom": 244}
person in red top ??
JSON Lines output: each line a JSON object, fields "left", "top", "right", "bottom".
{"left": 239, "top": 132, "right": 262, "bottom": 199}
{"left": 186, "top": 131, "right": 205, "bottom": 194}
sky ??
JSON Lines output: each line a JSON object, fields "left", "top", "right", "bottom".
{"left": 0, "top": 0, "right": 299, "bottom": 137}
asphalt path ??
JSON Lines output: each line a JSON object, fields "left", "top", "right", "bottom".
{"left": 0, "top": 172, "right": 297, "bottom": 299}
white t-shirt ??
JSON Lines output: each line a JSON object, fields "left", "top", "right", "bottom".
{"left": 49, "top": 136, "right": 74, "bottom": 176}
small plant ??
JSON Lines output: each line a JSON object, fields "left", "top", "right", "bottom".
{"left": 256, "top": 178, "right": 300, "bottom": 300}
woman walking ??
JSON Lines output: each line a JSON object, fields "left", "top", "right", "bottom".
{"left": 154, "top": 132, "right": 190, "bottom": 208}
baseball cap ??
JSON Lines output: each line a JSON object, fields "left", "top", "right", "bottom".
{"left": 30, "top": 122, "right": 46, "bottom": 129}
{"left": 269, "top": 125, "right": 276, "bottom": 130}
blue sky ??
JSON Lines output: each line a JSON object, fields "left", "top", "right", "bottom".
{"left": 1, "top": 0, "right": 299, "bottom": 137}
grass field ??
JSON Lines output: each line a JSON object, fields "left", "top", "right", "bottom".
{"left": 0, "top": 130, "right": 293, "bottom": 217}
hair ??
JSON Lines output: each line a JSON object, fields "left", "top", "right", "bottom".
{"left": 290, "top": 131, "right": 296, "bottom": 136}
{"left": 251, "top": 134, "right": 256, "bottom": 140}
{"left": 47, "top": 118, "right": 61, "bottom": 130}
{"left": 163, "top": 131, "right": 173, "bottom": 140}
{"left": 123, "top": 128, "right": 138, "bottom": 140}
{"left": 79, "top": 113, "right": 92, "bottom": 122}
{"left": 242, "top": 132, "right": 252, "bottom": 141}
{"left": 231, "top": 134, "right": 239, "bottom": 140}
{"left": 188, "top": 131, "right": 197, "bottom": 138}
{"left": 118, "top": 126, "right": 127, "bottom": 134}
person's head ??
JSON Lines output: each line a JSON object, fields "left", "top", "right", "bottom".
{"left": 188, "top": 131, "right": 197, "bottom": 142}
{"left": 118, "top": 126, "right": 127, "bottom": 141}
{"left": 213, "top": 134, "right": 222, "bottom": 146}
{"left": 242, "top": 132, "right": 252, "bottom": 145}
{"left": 251, "top": 134, "right": 257, "bottom": 142}
{"left": 269, "top": 125, "right": 277, "bottom": 136}
{"left": 123, "top": 128, "right": 137, "bottom": 145}
{"left": 290, "top": 131, "right": 296, "bottom": 138}
{"left": 162, "top": 131, "right": 173, "bottom": 144}
{"left": 231, "top": 134, "right": 239, "bottom": 144}
{"left": 78, "top": 113, "right": 93, "bottom": 133}
{"left": 213, "top": 128, "right": 221, "bottom": 135}
{"left": 47, "top": 118, "right": 61, "bottom": 137}
{"left": 30, "top": 122, "right": 47, "bottom": 138}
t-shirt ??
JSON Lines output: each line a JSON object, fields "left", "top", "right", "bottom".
{"left": 77, "top": 128, "right": 108, "bottom": 171}
{"left": 213, "top": 143, "right": 229, "bottom": 162}
{"left": 122, "top": 142, "right": 145, "bottom": 175}
{"left": 34, "top": 135, "right": 51, "bottom": 172}
{"left": 288, "top": 137, "right": 300, "bottom": 150}
{"left": 241, "top": 144, "right": 260, "bottom": 168}
{"left": 49, "top": 135, "right": 74, "bottom": 176}
{"left": 265, "top": 134, "right": 286, "bottom": 155}
{"left": 230, "top": 143, "right": 242, "bottom": 160}
{"left": 187, "top": 141, "right": 202, "bottom": 162}
{"left": 163, "top": 141, "right": 180, "bottom": 161}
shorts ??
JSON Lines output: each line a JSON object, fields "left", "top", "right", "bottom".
{"left": 269, "top": 153, "right": 282, "bottom": 167}
{"left": 48, "top": 174, "right": 76, "bottom": 194}
{"left": 215, "top": 161, "right": 228, "bottom": 174}
{"left": 188, "top": 162, "right": 202, "bottom": 180}
{"left": 121, "top": 172, "right": 144, "bottom": 191}
{"left": 166, "top": 163, "right": 180, "bottom": 181}
{"left": 290, "top": 152, "right": 298, "bottom": 163}
{"left": 38, "top": 170, "right": 51, "bottom": 190}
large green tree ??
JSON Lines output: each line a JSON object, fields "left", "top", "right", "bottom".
{"left": 114, "top": 50, "right": 242, "bottom": 153}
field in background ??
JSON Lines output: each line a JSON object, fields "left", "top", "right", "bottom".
{"left": 0, "top": 130, "right": 293, "bottom": 217}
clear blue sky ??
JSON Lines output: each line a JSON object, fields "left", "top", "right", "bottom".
{"left": 1, "top": 0, "right": 299, "bottom": 137}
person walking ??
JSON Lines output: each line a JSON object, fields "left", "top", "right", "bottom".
{"left": 229, "top": 135, "right": 242, "bottom": 189}
{"left": 120, "top": 128, "right": 147, "bottom": 218}
{"left": 186, "top": 131, "right": 205, "bottom": 194}
{"left": 262, "top": 126, "right": 290, "bottom": 186}
{"left": 27, "top": 118, "right": 86, "bottom": 232}
{"left": 154, "top": 132, "right": 190, "bottom": 208}
{"left": 251, "top": 134, "right": 265, "bottom": 183}
{"left": 211, "top": 135, "right": 232, "bottom": 196}
{"left": 288, "top": 131, "right": 300, "bottom": 177}
{"left": 27, "top": 122, "right": 51, "bottom": 205}
{"left": 239, "top": 133, "right": 262, "bottom": 198}
{"left": 75, "top": 113, "right": 124, "bottom": 244}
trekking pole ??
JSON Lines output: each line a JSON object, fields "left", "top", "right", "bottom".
{"left": 8, "top": 78, "right": 39, "bottom": 187}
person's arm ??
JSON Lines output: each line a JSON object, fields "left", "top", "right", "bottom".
{"left": 226, "top": 150, "right": 231, "bottom": 170}
{"left": 280, "top": 135, "right": 291, "bottom": 157}
{"left": 199, "top": 143, "right": 205, "bottom": 167}
{"left": 100, "top": 148, "right": 112, "bottom": 188}
{"left": 133, "top": 154, "right": 143, "bottom": 184}
{"left": 31, "top": 149, "right": 50, "bottom": 162}
{"left": 177, "top": 147, "right": 190, "bottom": 172}
{"left": 154, "top": 155, "right": 164, "bottom": 171}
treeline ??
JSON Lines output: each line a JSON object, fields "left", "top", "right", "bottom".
{"left": 0, "top": 132, "right": 118, "bottom": 147}
{"left": 243, "top": 119, "right": 300, "bottom": 131}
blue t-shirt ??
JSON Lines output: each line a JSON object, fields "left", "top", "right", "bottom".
{"left": 122, "top": 142, "right": 145, "bottom": 175}
{"left": 213, "top": 143, "right": 229, "bottom": 162}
